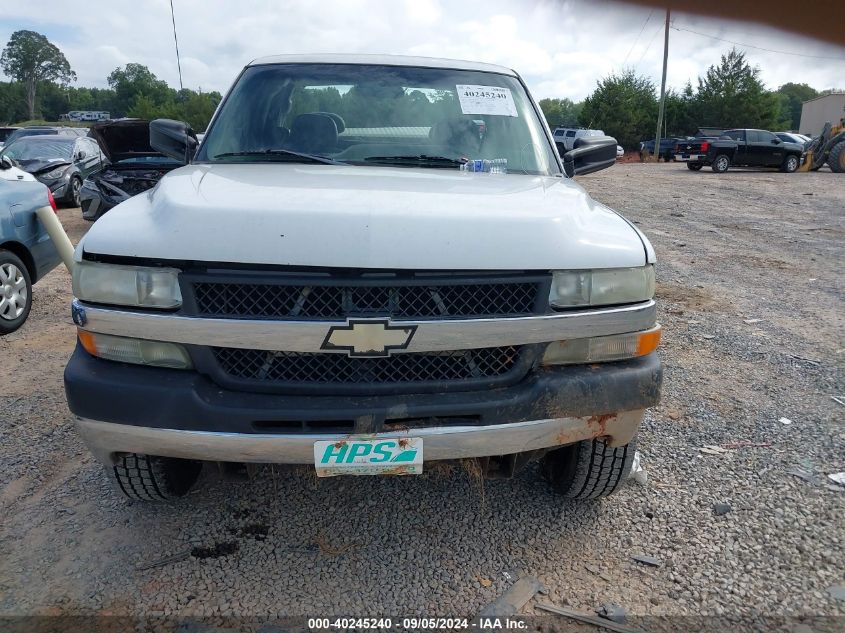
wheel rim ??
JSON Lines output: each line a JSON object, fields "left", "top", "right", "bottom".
{"left": 71, "top": 179, "right": 81, "bottom": 206}
{"left": 716, "top": 157, "right": 728, "bottom": 170}
{"left": 0, "top": 262, "right": 28, "bottom": 321}
{"left": 787, "top": 157, "right": 798, "bottom": 171}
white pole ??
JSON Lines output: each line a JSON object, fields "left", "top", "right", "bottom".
{"left": 35, "top": 206, "right": 75, "bottom": 273}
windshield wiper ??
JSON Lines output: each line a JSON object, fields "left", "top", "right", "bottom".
{"left": 363, "top": 155, "right": 465, "bottom": 168}
{"left": 211, "top": 149, "right": 343, "bottom": 165}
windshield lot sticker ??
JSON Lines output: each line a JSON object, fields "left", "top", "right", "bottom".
{"left": 456, "top": 85, "right": 518, "bottom": 117}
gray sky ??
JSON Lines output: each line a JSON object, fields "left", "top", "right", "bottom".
{"left": 2, "top": 0, "right": 843, "bottom": 100}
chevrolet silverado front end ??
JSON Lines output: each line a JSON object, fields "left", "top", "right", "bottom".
{"left": 64, "top": 54, "right": 662, "bottom": 502}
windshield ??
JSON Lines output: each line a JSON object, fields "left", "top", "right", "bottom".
{"left": 197, "top": 63, "right": 559, "bottom": 176}
{"left": 0, "top": 138, "right": 74, "bottom": 161}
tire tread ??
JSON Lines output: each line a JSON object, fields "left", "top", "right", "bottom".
{"left": 543, "top": 437, "right": 636, "bottom": 500}
{"left": 109, "top": 453, "right": 201, "bottom": 501}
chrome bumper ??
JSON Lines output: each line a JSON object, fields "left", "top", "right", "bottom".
{"left": 75, "top": 409, "right": 645, "bottom": 466}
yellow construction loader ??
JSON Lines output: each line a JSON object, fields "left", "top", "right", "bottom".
{"left": 799, "top": 118, "right": 845, "bottom": 173}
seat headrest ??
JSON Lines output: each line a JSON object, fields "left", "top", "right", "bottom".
{"left": 289, "top": 113, "right": 338, "bottom": 154}
{"left": 429, "top": 120, "right": 479, "bottom": 151}
{"left": 313, "top": 112, "right": 345, "bottom": 133}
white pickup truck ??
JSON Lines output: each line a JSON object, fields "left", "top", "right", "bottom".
{"left": 64, "top": 54, "right": 662, "bottom": 503}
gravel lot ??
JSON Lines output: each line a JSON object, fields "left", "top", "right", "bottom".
{"left": 1, "top": 164, "right": 843, "bottom": 625}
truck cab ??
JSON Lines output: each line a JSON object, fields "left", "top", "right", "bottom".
{"left": 64, "top": 55, "right": 661, "bottom": 503}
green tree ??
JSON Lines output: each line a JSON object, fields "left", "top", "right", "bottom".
{"left": 775, "top": 82, "right": 818, "bottom": 130}
{"left": 663, "top": 84, "right": 699, "bottom": 136}
{"left": 0, "top": 30, "right": 76, "bottom": 119}
{"left": 579, "top": 70, "right": 657, "bottom": 149}
{"left": 107, "top": 63, "right": 170, "bottom": 116}
{"left": 693, "top": 48, "right": 780, "bottom": 130}
{"left": 37, "top": 81, "right": 71, "bottom": 120}
{"left": 179, "top": 90, "right": 222, "bottom": 131}
{"left": 127, "top": 93, "right": 159, "bottom": 120}
{"left": 157, "top": 89, "right": 222, "bottom": 131}
{"left": 0, "top": 81, "right": 27, "bottom": 124}
{"left": 538, "top": 97, "right": 582, "bottom": 127}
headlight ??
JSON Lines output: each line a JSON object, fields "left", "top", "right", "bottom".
{"left": 549, "top": 266, "right": 655, "bottom": 308}
{"left": 73, "top": 260, "right": 182, "bottom": 308}
{"left": 542, "top": 326, "right": 661, "bottom": 365}
{"left": 44, "top": 168, "right": 67, "bottom": 179}
{"left": 78, "top": 330, "right": 192, "bottom": 369}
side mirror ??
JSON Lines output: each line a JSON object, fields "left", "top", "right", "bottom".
{"left": 75, "top": 150, "right": 86, "bottom": 160}
{"left": 150, "top": 119, "right": 198, "bottom": 163}
{"left": 771, "top": 138, "right": 781, "bottom": 144}
{"left": 0, "top": 155, "right": 14, "bottom": 170}
{"left": 562, "top": 135, "right": 618, "bottom": 177}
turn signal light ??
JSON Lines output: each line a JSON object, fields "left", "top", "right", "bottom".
{"left": 77, "top": 328, "right": 192, "bottom": 369}
{"left": 542, "top": 326, "right": 661, "bottom": 365}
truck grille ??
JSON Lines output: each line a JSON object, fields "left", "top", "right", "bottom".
{"left": 188, "top": 275, "right": 545, "bottom": 320}
{"left": 182, "top": 270, "right": 548, "bottom": 394}
{"left": 213, "top": 345, "right": 523, "bottom": 386}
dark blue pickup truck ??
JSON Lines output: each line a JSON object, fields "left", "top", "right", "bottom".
{"left": 638, "top": 137, "right": 686, "bottom": 161}
{"left": 674, "top": 129, "right": 804, "bottom": 173}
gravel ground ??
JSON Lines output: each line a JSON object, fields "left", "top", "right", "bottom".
{"left": 0, "top": 164, "right": 843, "bottom": 626}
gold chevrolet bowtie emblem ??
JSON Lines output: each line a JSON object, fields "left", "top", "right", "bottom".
{"left": 321, "top": 319, "right": 417, "bottom": 357}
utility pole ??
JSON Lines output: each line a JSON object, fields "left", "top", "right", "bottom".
{"left": 654, "top": 8, "right": 670, "bottom": 162}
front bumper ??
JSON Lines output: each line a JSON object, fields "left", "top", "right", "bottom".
{"left": 75, "top": 410, "right": 647, "bottom": 466}
{"left": 36, "top": 176, "right": 67, "bottom": 198}
{"left": 65, "top": 346, "right": 662, "bottom": 465}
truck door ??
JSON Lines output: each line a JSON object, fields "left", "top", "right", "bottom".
{"left": 754, "top": 130, "right": 782, "bottom": 166}
{"left": 732, "top": 130, "right": 753, "bottom": 164}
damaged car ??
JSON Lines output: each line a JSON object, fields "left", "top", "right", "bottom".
{"left": 0, "top": 135, "right": 104, "bottom": 207}
{"left": 80, "top": 119, "right": 182, "bottom": 221}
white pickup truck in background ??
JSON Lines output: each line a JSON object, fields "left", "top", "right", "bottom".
{"left": 64, "top": 54, "right": 662, "bottom": 503}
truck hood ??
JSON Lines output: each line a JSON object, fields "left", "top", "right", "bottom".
{"left": 88, "top": 119, "right": 167, "bottom": 163}
{"left": 79, "top": 164, "right": 652, "bottom": 270}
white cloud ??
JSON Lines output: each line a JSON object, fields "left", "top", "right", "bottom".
{"left": 1, "top": 0, "right": 842, "bottom": 100}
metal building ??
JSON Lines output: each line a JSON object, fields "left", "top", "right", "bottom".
{"left": 799, "top": 93, "right": 845, "bottom": 136}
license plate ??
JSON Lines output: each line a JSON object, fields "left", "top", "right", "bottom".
{"left": 313, "top": 438, "right": 423, "bottom": 477}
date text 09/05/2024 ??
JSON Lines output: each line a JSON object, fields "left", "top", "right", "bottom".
{"left": 307, "top": 617, "right": 529, "bottom": 630}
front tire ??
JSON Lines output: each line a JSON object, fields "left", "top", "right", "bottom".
{"left": 108, "top": 453, "right": 202, "bottom": 501}
{"left": 65, "top": 176, "right": 82, "bottom": 207}
{"left": 540, "top": 436, "right": 637, "bottom": 500}
{"left": 781, "top": 154, "right": 799, "bottom": 173}
{"left": 687, "top": 162, "right": 703, "bottom": 171}
{"left": 711, "top": 154, "right": 730, "bottom": 173}
{"left": 0, "top": 250, "right": 32, "bottom": 335}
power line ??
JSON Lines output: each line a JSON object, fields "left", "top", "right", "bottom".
{"left": 169, "top": 0, "right": 184, "bottom": 91}
{"left": 636, "top": 23, "right": 664, "bottom": 66}
{"left": 671, "top": 26, "right": 845, "bottom": 61}
{"left": 622, "top": 10, "right": 653, "bottom": 67}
